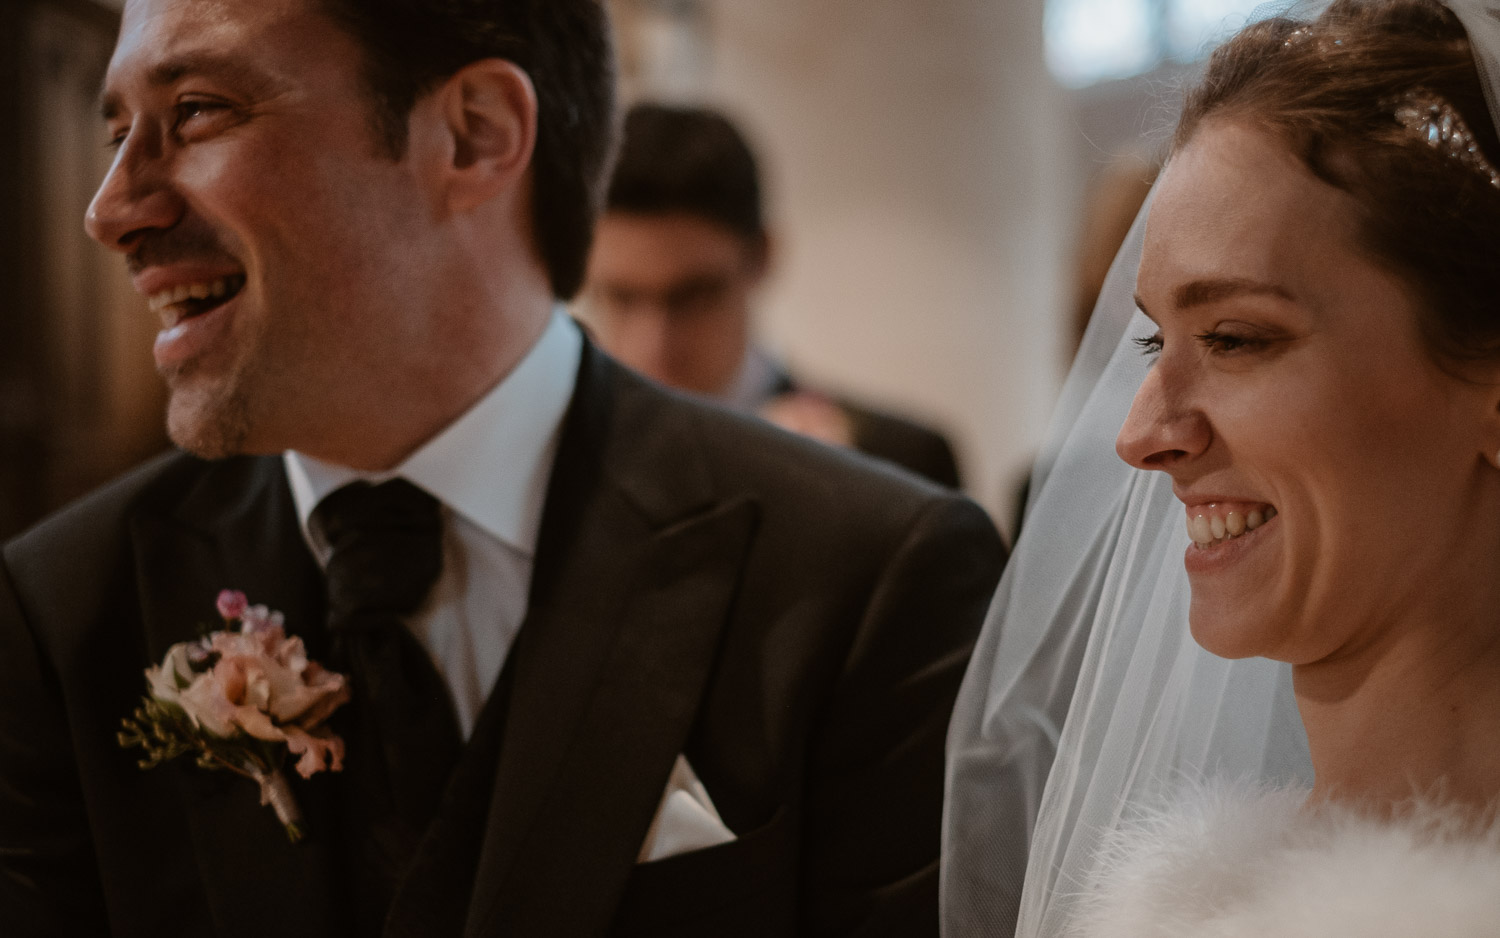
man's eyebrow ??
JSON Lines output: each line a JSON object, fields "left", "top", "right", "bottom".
{"left": 1172, "top": 277, "right": 1293, "bottom": 309}
{"left": 98, "top": 53, "right": 282, "bottom": 121}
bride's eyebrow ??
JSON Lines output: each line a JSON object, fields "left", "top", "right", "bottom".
{"left": 1132, "top": 294, "right": 1158, "bottom": 323}
{"left": 1173, "top": 278, "right": 1293, "bottom": 309}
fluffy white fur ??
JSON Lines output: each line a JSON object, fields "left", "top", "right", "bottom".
{"left": 1071, "top": 782, "right": 1500, "bottom": 937}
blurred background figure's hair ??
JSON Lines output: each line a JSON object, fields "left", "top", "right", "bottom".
{"left": 1069, "top": 151, "right": 1156, "bottom": 356}
{"left": 607, "top": 103, "right": 766, "bottom": 241}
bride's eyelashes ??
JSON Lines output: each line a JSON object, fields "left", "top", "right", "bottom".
{"left": 1133, "top": 332, "right": 1164, "bottom": 357}
{"left": 1132, "top": 326, "right": 1281, "bottom": 359}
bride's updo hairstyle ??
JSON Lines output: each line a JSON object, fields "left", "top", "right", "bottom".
{"left": 1174, "top": 0, "right": 1500, "bottom": 365}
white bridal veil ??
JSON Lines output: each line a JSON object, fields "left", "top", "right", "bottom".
{"left": 941, "top": 1, "right": 1500, "bottom": 934}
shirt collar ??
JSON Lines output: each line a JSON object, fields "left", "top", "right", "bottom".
{"left": 284, "top": 308, "right": 583, "bottom": 559}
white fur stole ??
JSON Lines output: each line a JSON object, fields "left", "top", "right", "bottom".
{"left": 1070, "top": 782, "right": 1500, "bottom": 937}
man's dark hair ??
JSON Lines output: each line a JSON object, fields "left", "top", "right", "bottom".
{"left": 606, "top": 103, "right": 765, "bottom": 239}
{"left": 318, "top": 0, "right": 617, "bottom": 300}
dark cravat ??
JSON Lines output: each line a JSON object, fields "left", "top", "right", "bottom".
{"left": 313, "top": 479, "right": 463, "bottom": 932}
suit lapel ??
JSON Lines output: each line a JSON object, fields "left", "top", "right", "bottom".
{"left": 461, "top": 346, "right": 761, "bottom": 938}
{"left": 131, "top": 457, "right": 342, "bottom": 937}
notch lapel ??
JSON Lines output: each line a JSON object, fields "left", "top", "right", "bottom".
{"left": 130, "top": 457, "right": 342, "bottom": 937}
{"left": 461, "top": 347, "right": 762, "bottom": 938}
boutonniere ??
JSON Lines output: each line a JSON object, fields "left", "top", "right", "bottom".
{"left": 118, "top": 590, "right": 350, "bottom": 842}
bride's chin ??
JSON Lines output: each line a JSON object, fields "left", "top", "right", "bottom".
{"left": 1187, "top": 603, "right": 1281, "bottom": 661}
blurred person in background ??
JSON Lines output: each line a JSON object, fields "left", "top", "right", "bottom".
{"left": 583, "top": 102, "right": 964, "bottom": 489}
{"left": 1007, "top": 150, "right": 1157, "bottom": 539}
{"left": 1067, "top": 151, "right": 1157, "bottom": 359}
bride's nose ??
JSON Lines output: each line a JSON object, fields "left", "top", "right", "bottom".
{"left": 1115, "top": 368, "right": 1211, "bottom": 471}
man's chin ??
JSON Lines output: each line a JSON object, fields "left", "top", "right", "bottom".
{"left": 165, "top": 390, "right": 255, "bottom": 461}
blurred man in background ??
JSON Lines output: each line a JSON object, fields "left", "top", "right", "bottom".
{"left": 584, "top": 103, "right": 964, "bottom": 489}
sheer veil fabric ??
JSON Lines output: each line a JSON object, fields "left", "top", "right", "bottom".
{"left": 941, "top": 2, "right": 1500, "bottom": 935}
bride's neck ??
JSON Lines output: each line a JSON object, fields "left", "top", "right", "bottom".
{"left": 1295, "top": 618, "right": 1500, "bottom": 810}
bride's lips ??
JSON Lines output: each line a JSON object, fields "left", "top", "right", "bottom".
{"left": 1180, "top": 498, "right": 1279, "bottom": 575}
{"left": 134, "top": 267, "right": 247, "bottom": 371}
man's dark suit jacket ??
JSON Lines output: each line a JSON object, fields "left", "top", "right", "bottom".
{"left": 0, "top": 343, "right": 1005, "bottom": 937}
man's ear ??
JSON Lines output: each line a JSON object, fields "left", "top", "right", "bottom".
{"left": 430, "top": 58, "right": 538, "bottom": 214}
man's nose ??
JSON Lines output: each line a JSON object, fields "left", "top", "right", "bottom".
{"left": 1115, "top": 368, "right": 1212, "bottom": 471}
{"left": 85, "top": 128, "right": 183, "bottom": 252}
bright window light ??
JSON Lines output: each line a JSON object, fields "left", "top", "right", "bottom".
{"left": 1045, "top": 0, "right": 1157, "bottom": 88}
{"left": 1167, "top": 0, "right": 1266, "bottom": 59}
{"left": 1047, "top": 0, "right": 1271, "bottom": 87}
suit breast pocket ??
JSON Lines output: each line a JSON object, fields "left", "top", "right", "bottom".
{"left": 609, "top": 805, "right": 798, "bottom": 937}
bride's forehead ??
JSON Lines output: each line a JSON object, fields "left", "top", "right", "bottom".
{"left": 1139, "top": 124, "right": 1365, "bottom": 289}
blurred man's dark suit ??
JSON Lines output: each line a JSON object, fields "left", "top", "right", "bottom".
{"left": 0, "top": 341, "right": 1005, "bottom": 937}
{"left": 766, "top": 370, "right": 964, "bottom": 490}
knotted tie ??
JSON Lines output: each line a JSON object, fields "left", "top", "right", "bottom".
{"left": 313, "top": 479, "right": 463, "bottom": 921}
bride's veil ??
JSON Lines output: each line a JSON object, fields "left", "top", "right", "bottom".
{"left": 940, "top": 1, "right": 1500, "bottom": 935}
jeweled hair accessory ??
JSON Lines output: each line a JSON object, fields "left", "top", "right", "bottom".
{"left": 1282, "top": 24, "right": 1344, "bottom": 49}
{"left": 1391, "top": 88, "right": 1500, "bottom": 189}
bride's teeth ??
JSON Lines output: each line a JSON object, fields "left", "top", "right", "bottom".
{"left": 1189, "top": 514, "right": 1214, "bottom": 545}
{"left": 1188, "top": 503, "right": 1276, "bottom": 547}
{"left": 211, "top": 279, "right": 226, "bottom": 297}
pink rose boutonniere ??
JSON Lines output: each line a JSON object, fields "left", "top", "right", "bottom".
{"left": 118, "top": 590, "right": 350, "bottom": 842}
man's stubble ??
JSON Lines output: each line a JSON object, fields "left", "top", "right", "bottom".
{"left": 161, "top": 357, "right": 255, "bottom": 460}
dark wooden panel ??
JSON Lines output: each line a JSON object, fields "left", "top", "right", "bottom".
{"left": 1, "top": 0, "right": 169, "bottom": 542}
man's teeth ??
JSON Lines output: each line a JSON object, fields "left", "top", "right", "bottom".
{"left": 147, "top": 275, "right": 242, "bottom": 313}
{"left": 1187, "top": 505, "right": 1277, "bottom": 546}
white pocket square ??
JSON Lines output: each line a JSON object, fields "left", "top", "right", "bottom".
{"left": 636, "top": 754, "right": 736, "bottom": 862}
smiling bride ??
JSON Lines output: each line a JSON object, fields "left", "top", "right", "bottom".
{"left": 943, "top": 0, "right": 1500, "bottom": 935}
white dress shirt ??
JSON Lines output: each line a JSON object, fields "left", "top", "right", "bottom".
{"left": 284, "top": 311, "right": 733, "bottom": 859}
{"left": 284, "top": 310, "right": 582, "bottom": 739}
